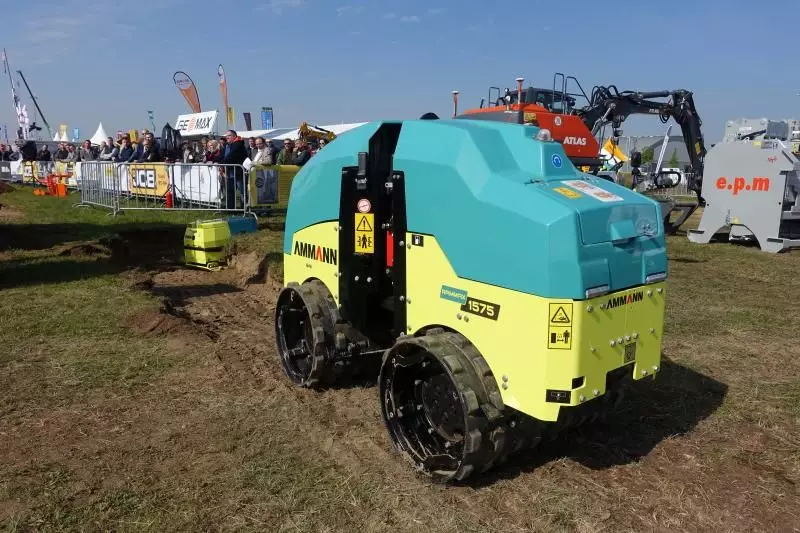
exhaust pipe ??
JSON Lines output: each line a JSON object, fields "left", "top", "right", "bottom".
{"left": 516, "top": 77, "right": 524, "bottom": 124}
{"left": 452, "top": 90, "right": 459, "bottom": 118}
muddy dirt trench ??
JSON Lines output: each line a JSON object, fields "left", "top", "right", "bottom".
{"left": 136, "top": 257, "right": 424, "bottom": 487}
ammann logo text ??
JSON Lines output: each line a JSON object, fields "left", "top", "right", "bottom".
{"left": 440, "top": 285, "right": 468, "bottom": 304}
{"left": 605, "top": 291, "right": 644, "bottom": 309}
{"left": 293, "top": 241, "right": 337, "bottom": 265}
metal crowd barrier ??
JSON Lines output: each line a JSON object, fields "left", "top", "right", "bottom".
{"left": 75, "top": 161, "right": 250, "bottom": 216}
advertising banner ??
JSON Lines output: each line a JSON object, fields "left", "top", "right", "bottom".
{"left": 174, "top": 111, "right": 218, "bottom": 137}
{"left": 249, "top": 164, "right": 299, "bottom": 209}
{"left": 173, "top": 71, "right": 202, "bottom": 113}
{"left": 218, "top": 64, "right": 230, "bottom": 127}
{"left": 261, "top": 107, "right": 273, "bottom": 130}
{"left": 129, "top": 163, "right": 170, "bottom": 197}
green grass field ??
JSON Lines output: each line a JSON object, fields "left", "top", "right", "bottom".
{"left": 1, "top": 185, "right": 798, "bottom": 533}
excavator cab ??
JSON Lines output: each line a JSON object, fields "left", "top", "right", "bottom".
{"left": 484, "top": 85, "right": 577, "bottom": 113}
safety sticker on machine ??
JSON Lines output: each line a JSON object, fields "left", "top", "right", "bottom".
{"left": 552, "top": 186, "right": 582, "bottom": 199}
{"left": 548, "top": 303, "right": 573, "bottom": 350}
{"left": 355, "top": 213, "right": 374, "bottom": 254}
{"left": 561, "top": 179, "right": 623, "bottom": 202}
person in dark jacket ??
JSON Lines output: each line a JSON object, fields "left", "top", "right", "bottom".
{"left": 54, "top": 143, "right": 69, "bottom": 160}
{"left": 136, "top": 137, "right": 162, "bottom": 162}
{"left": 38, "top": 145, "right": 52, "bottom": 161}
{"left": 19, "top": 140, "right": 38, "bottom": 161}
{"left": 116, "top": 137, "right": 135, "bottom": 162}
{"left": 221, "top": 130, "right": 249, "bottom": 209}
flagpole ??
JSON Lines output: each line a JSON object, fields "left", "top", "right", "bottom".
{"left": 2, "top": 49, "right": 16, "bottom": 132}
{"left": 17, "top": 70, "right": 52, "bottom": 139}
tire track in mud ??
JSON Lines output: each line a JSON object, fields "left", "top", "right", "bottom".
{"left": 148, "top": 269, "right": 415, "bottom": 484}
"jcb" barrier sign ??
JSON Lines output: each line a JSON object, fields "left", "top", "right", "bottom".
{"left": 129, "top": 164, "right": 169, "bottom": 197}
{"left": 132, "top": 168, "right": 156, "bottom": 189}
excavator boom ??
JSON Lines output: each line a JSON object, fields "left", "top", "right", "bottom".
{"left": 576, "top": 86, "right": 707, "bottom": 199}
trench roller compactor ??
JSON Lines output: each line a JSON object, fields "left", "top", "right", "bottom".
{"left": 274, "top": 118, "right": 669, "bottom": 482}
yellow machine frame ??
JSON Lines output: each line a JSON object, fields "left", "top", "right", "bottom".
{"left": 282, "top": 221, "right": 666, "bottom": 423}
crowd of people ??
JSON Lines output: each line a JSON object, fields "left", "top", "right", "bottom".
{"left": 180, "top": 135, "right": 325, "bottom": 166}
{"left": 0, "top": 129, "right": 327, "bottom": 168}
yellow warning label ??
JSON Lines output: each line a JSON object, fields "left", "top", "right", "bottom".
{"left": 549, "top": 303, "right": 572, "bottom": 324}
{"left": 553, "top": 187, "right": 581, "bottom": 199}
{"left": 547, "top": 326, "right": 572, "bottom": 350}
{"left": 547, "top": 303, "right": 572, "bottom": 350}
{"left": 355, "top": 213, "right": 374, "bottom": 254}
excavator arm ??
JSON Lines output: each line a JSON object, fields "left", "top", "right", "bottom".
{"left": 575, "top": 86, "right": 707, "bottom": 202}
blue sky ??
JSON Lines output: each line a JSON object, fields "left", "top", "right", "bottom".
{"left": 2, "top": 0, "right": 800, "bottom": 143}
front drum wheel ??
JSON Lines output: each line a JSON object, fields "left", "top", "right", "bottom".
{"left": 379, "top": 330, "right": 511, "bottom": 483}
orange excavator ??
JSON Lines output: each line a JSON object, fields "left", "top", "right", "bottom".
{"left": 449, "top": 72, "right": 708, "bottom": 233}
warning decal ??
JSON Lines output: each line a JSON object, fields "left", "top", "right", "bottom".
{"left": 553, "top": 186, "right": 581, "bottom": 199}
{"left": 355, "top": 213, "right": 374, "bottom": 254}
{"left": 547, "top": 303, "right": 573, "bottom": 350}
{"left": 548, "top": 327, "right": 572, "bottom": 350}
{"left": 561, "top": 179, "right": 623, "bottom": 202}
{"left": 550, "top": 305, "right": 572, "bottom": 324}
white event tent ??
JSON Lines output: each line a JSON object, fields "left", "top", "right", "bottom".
{"left": 89, "top": 122, "right": 109, "bottom": 146}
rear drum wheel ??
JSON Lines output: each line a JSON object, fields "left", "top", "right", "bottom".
{"left": 274, "top": 281, "right": 338, "bottom": 388}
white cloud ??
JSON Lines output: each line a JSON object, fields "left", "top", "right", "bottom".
{"left": 383, "top": 12, "right": 396, "bottom": 19}
{"left": 255, "top": 0, "right": 305, "bottom": 14}
{"left": 28, "top": 17, "right": 83, "bottom": 28}
{"left": 20, "top": 0, "right": 139, "bottom": 54}
{"left": 427, "top": 8, "right": 445, "bottom": 15}
{"left": 25, "top": 29, "right": 70, "bottom": 44}
{"left": 399, "top": 15, "right": 420, "bottom": 23}
{"left": 466, "top": 25, "right": 479, "bottom": 31}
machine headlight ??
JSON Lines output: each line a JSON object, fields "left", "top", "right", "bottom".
{"left": 536, "top": 129, "right": 553, "bottom": 142}
{"left": 645, "top": 272, "right": 667, "bottom": 283}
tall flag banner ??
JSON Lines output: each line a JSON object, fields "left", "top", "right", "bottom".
{"left": 243, "top": 112, "right": 252, "bottom": 131}
{"left": 3, "top": 49, "right": 27, "bottom": 139}
{"left": 72, "top": 127, "right": 79, "bottom": 142}
{"left": 217, "top": 64, "right": 230, "bottom": 128}
{"left": 261, "top": 107, "right": 273, "bottom": 130}
{"left": 226, "top": 106, "right": 235, "bottom": 129}
{"left": 147, "top": 110, "right": 156, "bottom": 132}
{"left": 173, "top": 71, "right": 201, "bottom": 113}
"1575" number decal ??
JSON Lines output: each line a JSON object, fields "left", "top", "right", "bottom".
{"left": 461, "top": 297, "right": 500, "bottom": 320}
